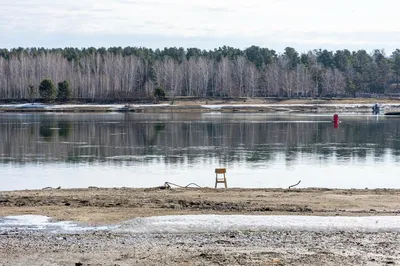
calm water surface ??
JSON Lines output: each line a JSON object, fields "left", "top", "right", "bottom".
{"left": 1, "top": 113, "right": 400, "bottom": 190}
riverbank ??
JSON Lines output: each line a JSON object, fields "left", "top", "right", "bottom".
{"left": 1, "top": 98, "right": 400, "bottom": 113}
{"left": 1, "top": 188, "right": 400, "bottom": 265}
{"left": 1, "top": 187, "right": 400, "bottom": 224}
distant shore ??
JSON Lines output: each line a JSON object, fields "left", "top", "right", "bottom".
{"left": 1, "top": 98, "right": 400, "bottom": 113}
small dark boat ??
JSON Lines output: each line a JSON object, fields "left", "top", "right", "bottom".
{"left": 384, "top": 112, "right": 400, "bottom": 116}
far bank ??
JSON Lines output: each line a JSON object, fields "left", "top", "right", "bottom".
{"left": 1, "top": 97, "right": 400, "bottom": 113}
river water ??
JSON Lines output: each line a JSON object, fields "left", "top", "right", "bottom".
{"left": 1, "top": 112, "right": 400, "bottom": 190}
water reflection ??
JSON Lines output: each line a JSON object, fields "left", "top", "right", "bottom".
{"left": 0, "top": 113, "right": 400, "bottom": 165}
{"left": 1, "top": 113, "right": 400, "bottom": 190}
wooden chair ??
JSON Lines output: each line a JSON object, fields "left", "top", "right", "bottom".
{"left": 215, "top": 168, "right": 227, "bottom": 188}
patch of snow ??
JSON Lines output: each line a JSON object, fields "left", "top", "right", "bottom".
{"left": 2, "top": 215, "right": 52, "bottom": 226}
{"left": 2, "top": 215, "right": 400, "bottom": 234}
{"left": 47, "top": 104, "right": 125, "bottom": 109}
{"left": 200, "top": 104, "right": 400, "bottom": 109}
{"left": 0, "top": 215, "right": 111, "bottom": 233}
{"left": 0, "top": 103, "right": 47, "bottom": 108}
{"left": 0, "top": 103, "right": 171, "bottom": 109}
{"left": 129, "top": 104, "right": 171, "bottom": 107}
{"left": 117, "top": 215, "right": 400, "bottom": 233}
{"left": 201, "top": 105, "right": 223, "bottom": 109}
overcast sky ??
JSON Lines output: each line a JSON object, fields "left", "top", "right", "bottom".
{"left": 1, "top": 0, "right": 400, "bottom": 53}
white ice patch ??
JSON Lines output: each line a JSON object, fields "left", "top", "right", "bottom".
{"left": 2, "top": 215, "right": 400, "bottom": 235}
{"left": 117, "top": 215, "right": 400, "bottom": 234}
{"left": 0, "top": 215, "right": 110, "bottom": 233}
{"left": 47, "top": 104, "right": 125, "bottom": 109}
{"left": 0, "top": 103, "right": 47, "bottom": 108}
{"left": 200, "top": 104, "right": 400, "bottom": 109}
{"left": 129, "top": 104, "right": 171, "bottom": 107}
{"left": 201, "top": 105, "right": 223, "bottom": 109}
{"left": 0, "top": 103, "right": 171, "bottom": 110}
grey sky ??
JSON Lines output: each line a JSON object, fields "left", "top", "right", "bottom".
{"left": 1, "top": 0, "right": 399, "bottom": 53}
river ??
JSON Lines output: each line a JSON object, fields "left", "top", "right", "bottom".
{"left": 1, "top": 112, "right": 399, "bottom": 190}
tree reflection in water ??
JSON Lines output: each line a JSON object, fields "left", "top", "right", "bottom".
{"left": 0, "top": 113, "right": 400, "bottom": 165}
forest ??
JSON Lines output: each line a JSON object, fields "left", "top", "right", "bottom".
{"left": 1, "top": 46, "right": 400, "bottom": 101}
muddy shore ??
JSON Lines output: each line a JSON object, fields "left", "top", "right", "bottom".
{"left": 1, "top": 230, "right": 399, "bottom": 266}
{"left": 1, "top": 188, "right": 400, "bottom": 265}
{"left": 1, "top": 188, "right": 400, "bottom": 224}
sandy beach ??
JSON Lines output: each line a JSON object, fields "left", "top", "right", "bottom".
{"left": 1, "top": 188, "right": 400, "bottom": 265}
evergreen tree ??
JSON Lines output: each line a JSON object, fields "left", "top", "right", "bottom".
{"left": 283, "top": 47, "right": 300, "bottom": 70}
{"left": 154, "top": 87, "right": 166, "bottom": 103}
{"left": 391, "top": 49, "right": 400, "bottom": 90}
{"left": 39, "top": 79, "right": 56, "bottom": 102}
{"left": 57, "top": 80, "right": 71, "bottom": 102}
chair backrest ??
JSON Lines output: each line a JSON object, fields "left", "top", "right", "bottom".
{"left": 215, "top": 168, "right": 226, "bottom": 174}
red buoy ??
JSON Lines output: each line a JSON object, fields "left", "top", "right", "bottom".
{"left": 333, "top": 114, "right": 339, "bottom": 129}
{"left": 333, "top": 114, "right": 339, "bottom": 123}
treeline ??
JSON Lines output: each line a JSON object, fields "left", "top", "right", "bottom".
{"left": 1, "top": 46, "right": 400, "bottom": 101}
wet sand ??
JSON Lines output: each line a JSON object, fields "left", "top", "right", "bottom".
{"left": 1, "top": 188, "right": 400, "bottom": 265}
{"left": 1, "top": 188, "right": 400, "bottom": 224}
{"left": 1, "top": 230, "right": 399, "bottom": 266}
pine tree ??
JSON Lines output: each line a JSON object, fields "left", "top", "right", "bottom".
{"left": 39, "top": 79, "right": 56, "bottom": 102}
{"left": 57, "top": 80, "right": 71, "bottom": 102}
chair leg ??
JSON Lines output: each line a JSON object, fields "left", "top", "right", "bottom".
{"left": 224, "top": 174, "right": 227, "bottom": 188}
{"left": 215, "top": 173, "right": 228, "bottom": 188}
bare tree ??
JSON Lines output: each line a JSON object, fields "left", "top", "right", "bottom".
{"left": 233, "top": 56, "right": 246, "bottom": 97}
{"left": 245, "top": 62, "right": 259, "bottom": 97}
